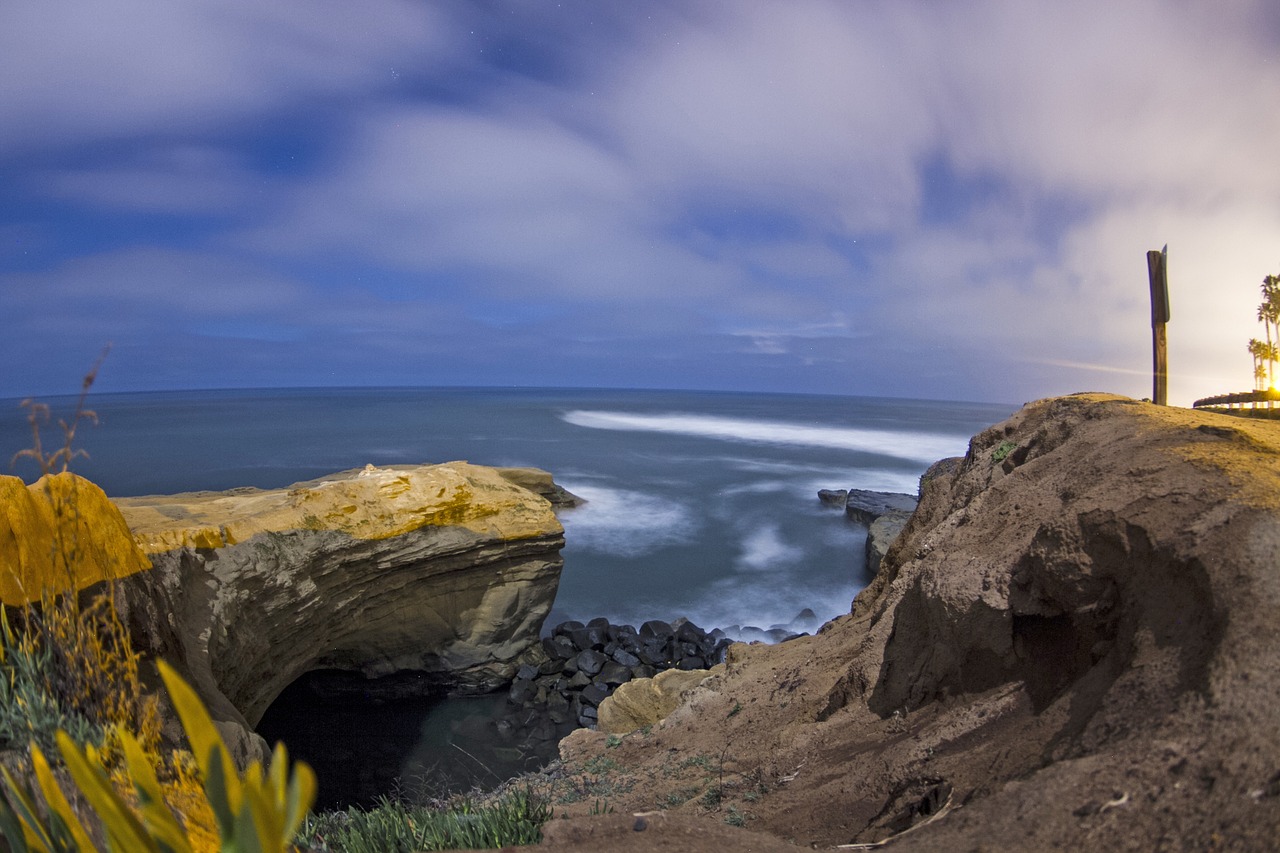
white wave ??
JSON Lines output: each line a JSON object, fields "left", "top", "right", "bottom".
{"left": 798, "top": 469, "right": 922, "bottom": 497}
{"left": 562, "top": 410, "right": 965, "bottom": 465}
{"left": 676, "top": 576, "right": 856, "bottom": 641}
{"left": 736, "top": 524, "right": 804, "bottom": 571}
{"left": 718, "top": 480, "right": 793, "bottom": 498}
{"left": 557, "top": 483, "right": 698, "bottom": 556}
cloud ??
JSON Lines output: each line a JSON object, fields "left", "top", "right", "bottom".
{"left": 0, "top": 0, "right": 451, "bottom": 154}
{"left": 1, "top": 0, "right": 1278, "bottom": 404}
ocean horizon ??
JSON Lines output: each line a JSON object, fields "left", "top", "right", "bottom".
{"left": 1, "top": 385, "right": 1014, "bottom": 637}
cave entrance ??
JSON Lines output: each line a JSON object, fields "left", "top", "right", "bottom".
{"left": 255, "top": 670, "right": 558, "bottom": 811}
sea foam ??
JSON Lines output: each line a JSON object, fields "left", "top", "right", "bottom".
{"left": 557, "top": 482, "right": 699, "bottom": 556}
{"left": 562, "top": 410, "right": 966, "bottom": 465}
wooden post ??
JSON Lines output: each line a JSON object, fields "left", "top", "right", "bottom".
{"left": 1147, "top": 246, "right": 1170, "bottom": 405}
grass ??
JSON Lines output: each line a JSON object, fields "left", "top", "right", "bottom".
{"left": 298, "top": 788, "right": 550, "bottom": 852}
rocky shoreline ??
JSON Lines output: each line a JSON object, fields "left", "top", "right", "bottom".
{"left": 494, "top": 612, "right": 818, "bottom": 756}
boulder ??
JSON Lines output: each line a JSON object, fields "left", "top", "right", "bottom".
{"left": 817, "top": 489, "right": 849, "bottom": 507}
{"left": 114, "top": 461, "right": 566, "bottom": 731}
{"left": 596, "top": 667, "right": 722, "bottom": 735}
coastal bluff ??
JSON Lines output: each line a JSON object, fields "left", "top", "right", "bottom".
{"left": 548, "top": 394, "right": 1280, "bottom": 852}
{"left": 113, "top": 461, "right": 568, "bottom": 749}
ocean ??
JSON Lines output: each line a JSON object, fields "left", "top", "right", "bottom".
{"left": 2, "top": 386, "right": 1014, "bottom": 803}
{"left": 1, "top": 386, "right": 1012, "bottom": 636}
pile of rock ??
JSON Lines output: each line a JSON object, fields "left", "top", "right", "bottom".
{"left": 495, "top": 617, "right": 733, "bottom": 749}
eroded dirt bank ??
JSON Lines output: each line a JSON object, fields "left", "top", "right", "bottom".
{"left": 513, "top": 394, "right": 1280, "bottom": 851}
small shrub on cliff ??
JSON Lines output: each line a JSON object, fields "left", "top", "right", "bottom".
{"left": 4, "top": 349, "right": 159, "bottom": 762}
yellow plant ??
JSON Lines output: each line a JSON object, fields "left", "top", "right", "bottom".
{"left": 0, "top": 661, "right": 316, "bottom": 852}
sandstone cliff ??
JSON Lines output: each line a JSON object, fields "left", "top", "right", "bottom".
{"left": 114, "top": 462, "right": 566, "bottom": 745}
{"left": 0, "top": 472, "right": 150, "bottom": 605}
{"left": 545, "top": 395, "right": 1280, "bottom": 852}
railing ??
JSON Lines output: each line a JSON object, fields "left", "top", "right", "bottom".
{"left": 1192, "top": 389, "right": 1280, "bottom": 409}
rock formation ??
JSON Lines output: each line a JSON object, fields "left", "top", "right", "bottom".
{"left": 548, "top": 395, "right": 1280, "bottom": 851}
{"left": 0, "top": 472, "right": 150, "bottom": 605}
{"left": 819, "top": 486, "right": 920, "bottom": 578}
{"left": 114, "top": 462, "right": 567, "bottom": 744}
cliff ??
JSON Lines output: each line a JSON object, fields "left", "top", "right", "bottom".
{"left": 545, "top": 395, "right": 1280, "bottom": 851}
{"left": 112, "top": 462, "right": 566, "bottom": 748}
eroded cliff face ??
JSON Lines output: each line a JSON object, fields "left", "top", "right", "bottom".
{"left": 114, "top": 462, "right": 566, "bottom": 734}
{"left": 550, "top": 395, "right": 1280, "bottom": 852}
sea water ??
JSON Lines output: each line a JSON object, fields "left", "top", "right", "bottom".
{"left": 0, "top": 386, "right": 1013, "bottom": 803}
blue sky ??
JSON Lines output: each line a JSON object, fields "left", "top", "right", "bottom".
{"left": 2, "top": 0, "right": 1279, "bottom": 405}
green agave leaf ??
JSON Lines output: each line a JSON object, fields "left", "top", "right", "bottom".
{"left": 1, "top": 763, "right": 57, "bottom": 853}
{"left": 30, "top": 743, "right": 94, "bottom": 851}
{"left": 55, "top": 731, "right": 156, "bottom": 853}
{"left": 155, "top": 663, "right": 223, "bottom": 784}
{"left": 231, "top": 795, "right": 266, "bottom": 853}
{"left": 203, "top": 746, "right": 236, "bottom": 841}
{"left": 282, "top": 763, "right": 316, "bottom": 843}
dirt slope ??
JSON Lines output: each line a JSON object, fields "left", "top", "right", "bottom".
{"left": 511, "top": 394, "right": 1280, "bottom": 851}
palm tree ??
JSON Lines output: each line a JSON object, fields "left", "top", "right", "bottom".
{"left": 1249, "top": 338, "right": 1264, "bottom": 391}
{"left": 1261, "top": 275, "right": 1280, "bottom": 388}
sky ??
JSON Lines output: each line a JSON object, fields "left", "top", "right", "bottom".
{"left": 2, "top": 0, "right": 1279, "bottom": 406}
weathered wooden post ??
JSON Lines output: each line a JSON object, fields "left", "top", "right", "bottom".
{"left": 1147, "top": 245, "right": 1170, "bottom": 405}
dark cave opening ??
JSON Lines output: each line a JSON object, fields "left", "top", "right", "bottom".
{"left": 254, "top": 670, "right": 559, "bottom": 811}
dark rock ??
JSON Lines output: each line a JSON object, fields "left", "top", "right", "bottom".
{"left": 568, "top": 671, "right": 592, "bottom": 689}
{"left": 508, "top": 679, "right": 537, "bottom": 704}
{"left": 516, "top": 664, "right": 540, "bottom": 681}
{"left": 845, "top": 489, "right": 918, "bottom": 525}
{"left": 675, "top": 620, "right": 708, "bottom": 646}
{"left": 632, "top": 664, "right": 657, "bottom": 680}
{"left": 538, "top": 658, "right": 565, "bottom": 676}
{"left": 581, "top": 682, "right": 610, "bottom": 707}
{"left": 818, "top": 488, "right": 849, "bottom": 507}
{"left": 677, "top": 656, "right": 706, "bottom": 670}
{"left": 569, "top": 626, "right": 607, "bottom": 651}
{"left": 587, "top": 616, "right": 611, "bottom": 629}
{"left": 637, "top": 640, "right": 669, "bottom": 667}
{"left": 542, "top": 635, "right": 577, "bottom": 660}
{"left": 553, "top": 620, "right": 585, "bottom": 636}
{"left": 598, "top": 661, "right": 633, "bottom": 685}
{"left": 639, "top": 619, "right": 674, "bottom": 641}
{"left": 612, "top": 649, "right": 641, "bottom": 668}
{"left": 610, "top": 623, "right": 639, "bottom": 643}
{"left": 575, "top": 649, "right": 608, "bottom": 676}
